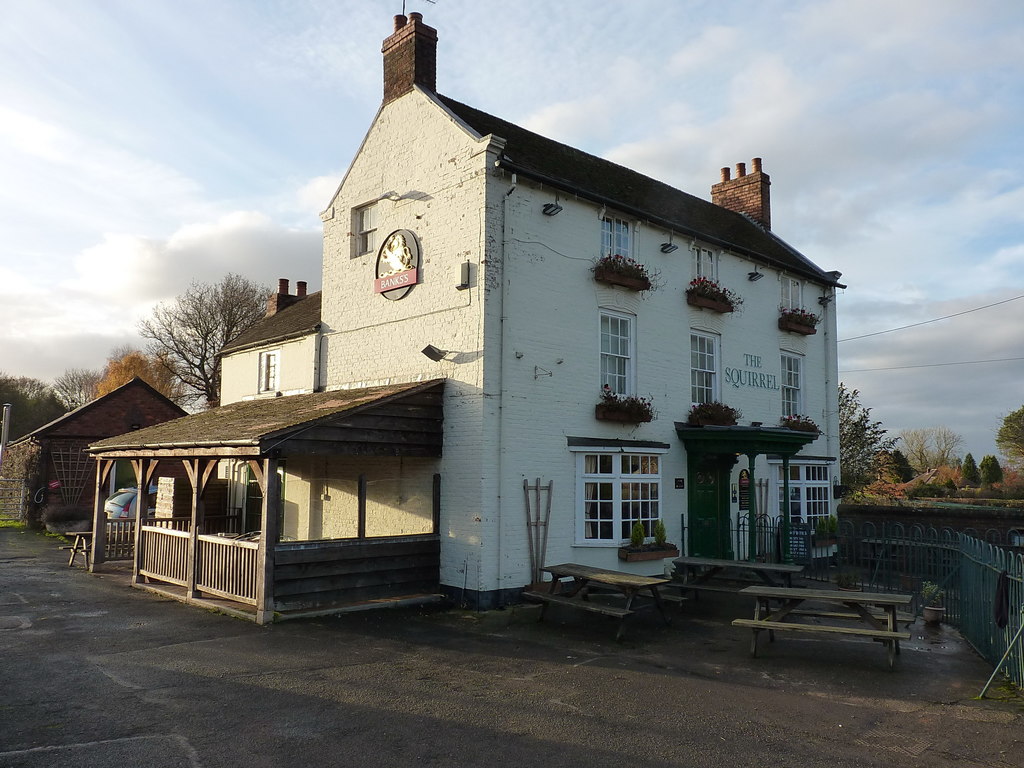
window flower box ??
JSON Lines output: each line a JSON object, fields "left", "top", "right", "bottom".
{"left": 778, "top": 308, "right": 820, "bottom": 335}
{"left": 618, "top": 544, "right": 680, "bottom": 562}
{"left": 685, "top": 278, "right": 741, "bottom": 313}
{"left": 780, "top": 414, "right": 820, "bottom": 434}
{"left": 593, "top": 254, "right": 652, "bottom": 291}
{"left": 596, "top": 388, "right": 655, "bottom": 423}
{"left": 687, "top": 401, "right": 740, "bottom": 427}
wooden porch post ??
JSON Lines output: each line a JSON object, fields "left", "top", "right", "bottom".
{"left": 89, "top": 459, "right": 113, "bottom": 571}
{"left": 746, "top": 454, "right": 758, "bottom": 562}
{"left": 781, "top": 455, "right": 793, "bottom": 564}
{"left": 183, "top": 459, "right": 216, "bottom": 600}
{"left": 357, "top": 474, "right": 367, "bottom": 539}
{"left": 432, "top": 473, "right": 441, "bottom": 535}
{"left": 130, "top": 458, "right": 149, "bottom": 584}
{"left": 255, "top": 456, "right": 280, "bottom": 625}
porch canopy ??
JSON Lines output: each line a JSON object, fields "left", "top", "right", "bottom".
{"left": 675, "top": 423, "right": 819, "bottom": 563}
{"left": 88, "top": 379, "right": 444, "bottom": 623}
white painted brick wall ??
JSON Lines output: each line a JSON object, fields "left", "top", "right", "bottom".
{"left": 315, "top": 88, "right": 841, "bottom": 598}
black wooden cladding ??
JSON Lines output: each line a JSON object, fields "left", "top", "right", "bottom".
{"left": 272, "top": 535, "right": 440, "bottom": 611}
{"left": 267, "top": 391, "right": 444, "bottom": 458}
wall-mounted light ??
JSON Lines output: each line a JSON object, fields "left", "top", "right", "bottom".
{"left": 456, "top": 261, "right": 471, "bottom": 290}
{"left": 421, "top": 345, "right": 448, "bottom": 362}
{"left": 660, "top": 239, "right": 679, "bottom": 253}
{"left": 818, "top": 295, "right": 833, "bottom": 306}
{"left": 378, "top": 191, "right": 403, "bottom": 202}
{"left": 748, "top": 268, "right": 764, "bottom": 281}
{"left": 542, "top": 202, "right": 563, "bottom": 216}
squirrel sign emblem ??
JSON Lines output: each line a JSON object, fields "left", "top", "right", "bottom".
{"left": 374, "top": 230, "right": 421, "bottom": 300}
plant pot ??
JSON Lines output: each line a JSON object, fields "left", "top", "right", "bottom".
{"left": 594, "top": 268, "right": 651, "bottom": 292}
{"left": 595, "top": 404, "right": 652, "bottom": 424}
{"left": 778, "top": 317, "right": 817, "bottom": 335}
{"left": 618, "top": 545, "right": 680, "bottom": 562}
{"left": 687, "top": 417, "right": 738, "bottom": 427}
{"left": 686, "top": 293, "right": 734, "bottom": 313}
{"left": 922, "top": 605, "right": 946, "bottom": 625}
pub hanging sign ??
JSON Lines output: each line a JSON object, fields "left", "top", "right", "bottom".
{"left": 374, "top": 229, "right": 421, "bottom": 300}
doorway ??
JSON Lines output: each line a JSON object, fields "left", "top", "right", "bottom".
{"left": 686, "top": 454, "right": 736, "bottom": 558}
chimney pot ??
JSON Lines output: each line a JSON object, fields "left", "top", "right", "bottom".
{"left": 409, "top": 11, "right": 423, "bottom": 22}
{"left": 297, "top": 281, "right": 307, "bottom": 297}
{"left": 277, "top": 278, "right": 289, "bottom": 295}
{"left": 736, "top": 162, "right": 746, "bottom": 178}
{"left": 393, "top": 14, "right": 407, "bottom": 31}
{"left": 752, "top": 157, "right": 762, "bottom": 173}
{"left": 720, "top": 167, "right": 731, "bottom": 182}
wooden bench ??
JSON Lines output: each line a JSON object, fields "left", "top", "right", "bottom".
{"left": 523, "top": 591, "right": 632, "bottom": 618}
{"left": 530, "top": 563, "right": 672, "bottom": 640}
{"left": 671, "top": 556, "right": 805, "bottom": 599}
{"left": 735, "top": 585, "right": 913, "bottom": 670}
{"left": 60, "top": 531, "right": 93, "bottom": 569}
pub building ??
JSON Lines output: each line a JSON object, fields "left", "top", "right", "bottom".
{"left": 90, "top": 14, "right": 843, "bottom": 620}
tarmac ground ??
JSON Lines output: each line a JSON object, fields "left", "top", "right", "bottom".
{"left": 1, "top": 525, "right": 1021, "bottom": 767}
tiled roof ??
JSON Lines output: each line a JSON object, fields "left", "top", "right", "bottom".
{"left": 220, "top": 292, "right": 322, "bottom": 356}
{"left": 437, "top": 95, "right": 840, "bottom": 286}
{"left": 89, "top": 380, "right": 442, "bottom": 452}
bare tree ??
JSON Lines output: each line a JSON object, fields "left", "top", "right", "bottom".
{"left": 139, "top": 274, "right": 270, "bottom": 407}
{"left": 52, "top": 367, "right": 102, "bottom": 410}
{"left": 898, "top": 426, "right": 964, "bottom": 474}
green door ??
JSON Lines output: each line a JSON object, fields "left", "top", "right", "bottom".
{"left": 686, "top": 455, "right": 735, "bottom": 558}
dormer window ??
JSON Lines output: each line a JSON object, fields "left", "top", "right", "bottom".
{"left": 258, "top": 350, "right": 280, "bottom": 394}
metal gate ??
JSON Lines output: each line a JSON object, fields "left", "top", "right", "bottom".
{"left": 0, "top": 479, "right": 28, "bottom": 521}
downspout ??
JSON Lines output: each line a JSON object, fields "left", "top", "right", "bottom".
{"left": 493, "top": 169, "right": 517, "bottom": 605}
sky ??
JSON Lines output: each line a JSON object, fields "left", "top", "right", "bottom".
{"left": 1, "top": 0, "right": 1022, "bottom": 462}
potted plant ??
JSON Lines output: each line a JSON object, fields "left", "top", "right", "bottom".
{"left": 778, "top": 307, "right": 820, "bottom": 335}
{"left": 921, "top": 581, "right": 946, "bottom": 625}
{"left": 596, "top": 386, "right": 655, "bottom": 423}
{"left": 780, "top": 414, "right": 820, "bottom": 433}
{"left": 835, "top": 571, "right": 860, "bottom": 591}
{"left": 814, "top": 514, "right": 838, "bottom": 547}
{"left": 593, "top": 254, "right": 652, "bottom": 291}
{"left": 618, "top": 520, "right": 680, "bottom": 562}
{"left": 687, "top": 401, "right": 740, "bottom": 427}
{"left": 685, "top": 277, "right": 742, "bottom": 313}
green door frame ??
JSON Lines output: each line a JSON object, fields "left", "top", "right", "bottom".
{"left": 676, "top": 424, "right": 818, "bottom": 563}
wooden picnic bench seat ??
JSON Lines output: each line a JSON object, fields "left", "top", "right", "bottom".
{"left": 732, "top": 618, "right": 911, "bottom": 641}
{"left": 523, "top": 591, "right": 632, "bottom": 618}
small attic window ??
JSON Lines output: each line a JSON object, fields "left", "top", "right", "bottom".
{"left": 353, "top": 203, "right": 378, "bottom": 258}
{"left": 258, "top": 350, "right": 280, "bottom": 394}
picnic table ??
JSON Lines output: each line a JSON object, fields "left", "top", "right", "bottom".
{"left": 732, "top": 585, "right": 912, "bottom": 670}
{"left": 524, "top": 563, "right": 671, "bottom": 640}
{"left": 670, "top": 555, "right": 804, "bottom": 598}
{"left": 60, "top": 530, "right": 93, "bottom": 569}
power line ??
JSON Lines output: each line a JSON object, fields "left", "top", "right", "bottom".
{"left": 838, "top": 293, "right": 1024, "bottom": 343}
{"left": 840, "top": 356, "right": 1024, "bottom": 374}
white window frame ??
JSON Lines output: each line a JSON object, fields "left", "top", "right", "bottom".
{"left": 600, "top": 309, "right": 635, "bottom": 396}
{"left": 772, "top": 462, "right": 832, "bottom": 525}
{"left": 258, "top": 350, "right": 280, "bottom": 394}
{"left": 572, "top": 446, "right": 668, "bottom": 545}
{"left": 690, "top": 331, "right": 719, "bottom": 405}
{"left": 693, "top": 246, "right": 717, "bottom": 281}
{"left": 781, "top": 276, "right": 802, "bottom": 309}
{"left": 353, "top": 202, "right": 378, "bottom": 258}
{"left": 781, "top": 353, "right": 803, "bottom": 417}
{"left": 601, "top": 217, "right": 632, "bottom": 258}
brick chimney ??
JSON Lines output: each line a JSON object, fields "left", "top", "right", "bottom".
{"left": 711, "top": 157, "right": 771, "bottom": 229}
{"left": 382, "top": 12, "right": 438, "bottom": 105}
{"left": 266, "top": 278, "right": 305, "bottom": 317}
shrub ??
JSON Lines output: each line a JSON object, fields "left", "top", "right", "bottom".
{"left": 780, "top": 414, "right": 819, "bottom": 433}
{"left": 598, "top": 387, "right": 655, "bottom": 423}
{"left": 594, "top": 254, "right": 650, "bottom": 282}
{"left": 779, "top": 307, "right": 821, "bottom": 327}
{"left": 629, "top": 520, "right": 646, "bottom": 548}
{"left": 921, "top": 581, "right": 944, "bottom": 607}
{"left": 653, "top": 519, "right": 667, "bottom": 547}
{"left": 41, "top": 505, "right": 90, "bottom": 524}
{"left": 686, "top": 277, "right": 743, "bottom": 308}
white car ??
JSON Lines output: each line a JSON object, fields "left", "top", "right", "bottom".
{"left": 103, "top": 487, "right": 155, "bottom": 519}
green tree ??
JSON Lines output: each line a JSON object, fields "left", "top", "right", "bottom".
{"left": 996, "top": 405, "right": 1024, "bottom": 468}
{"left": 961, "top": 453, "right": 980, "bottom": 486}
{"left": 979, "top": 455, "right": 1003, "bottom": 486}
{"left": 0, "top": 373, "right": 66, "bottom": 442}
{"left": 838, "top": 383, "right": 897, "bottom": 491}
